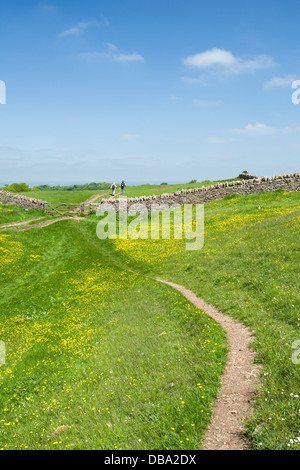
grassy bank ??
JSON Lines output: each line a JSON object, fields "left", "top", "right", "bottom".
{"left": 103, "top": 189, "right": 300, "bottom": 450}
{"left": 0, "top": 219, "right": 227, "bottom": 450}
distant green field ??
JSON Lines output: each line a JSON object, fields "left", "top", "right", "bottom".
{"left": 19, "top": 190, "right": 107, "bottom": 204}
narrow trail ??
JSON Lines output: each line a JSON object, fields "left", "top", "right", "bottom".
{"left": 0, "top": 216, "right": 81, "bottom": 232}
{"left": 156, "top": 278, "right": 261, "bottom": 450}
{"left": 84, "top": 192, "right": 110, "bottom": 203}
{"left": 84, "top": 191, "right": 122, "bottom": 204}
{"left": 0, "top": 217, "right": 46, "bottom": 229}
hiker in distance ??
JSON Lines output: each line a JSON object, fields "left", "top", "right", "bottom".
{"left": 111, "top": 182, "right": 117, "bottom": 196}
{"left": 121, "top": 180, "right": 126, "bottom": 194}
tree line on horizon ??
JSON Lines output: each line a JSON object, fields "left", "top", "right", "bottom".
{"left": 0, "top": 182, "right": 112, "bottom": 193}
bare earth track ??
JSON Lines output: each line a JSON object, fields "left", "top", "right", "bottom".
{"left": 156, "top": 279, "right": 261, "bottom": 450}
{"left": 0, "top": 216, "right": 81, "bottom": 232}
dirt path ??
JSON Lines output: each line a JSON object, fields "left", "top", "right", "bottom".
{"left": 107, "top": 191, "right": 122, "bottom": 199}
{"left": 0, "top": 217, "right": 46, "bottom": 229}
{"left": 156, "top": 278, "right": 261, "bottom": 450}
{"left": 0, "top": 216, "right": 81, "bottom": 232}
{"left": 84, "top": 192, "right": 110, "bottom": 203}
{"left": 84, "top": 191, "right": 122, "bottom": 204}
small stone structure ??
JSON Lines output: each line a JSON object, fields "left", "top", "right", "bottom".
{"left": 0, "top": 172, "right": 299, "bottom": 213}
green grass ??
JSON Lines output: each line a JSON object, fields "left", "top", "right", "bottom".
{"left": 0, "top": 188, "right": 299, "bottom": 450}
{"left": 19, "top": 190, "right": 107, "bottom": 204}
{"left": 104, "top": 189, "right": 300, "bottom": 450}
{"left": 0, "top": 218, "right": 227, "bottom": 450}
{"left": 0, "top": 204, "right": 44, "bottom": 225}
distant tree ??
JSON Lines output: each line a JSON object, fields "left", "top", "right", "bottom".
{"left": 160, "top": 182, "right": 168, "bottom": 185}
{"left": 4, "top": 182, "right": 31, "bottom": 193}
{"left": 188, "top": 179, "right": 197, "bottom": 184}
{"left": 35, "top": 182, "right": 111, "bottom": 191}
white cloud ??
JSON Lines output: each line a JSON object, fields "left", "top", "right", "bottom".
{"left": 78, "top": 43, "right": 144, "bottom": 63}
{"left": 229, "top": 123, "right": 277, "bottom": 136}
{"left": 183, "top": 48, "right": 275, "bottom": 75}
{"left": 229, "top": 123, "right": 293, "bottom": 136}
{"left": 263, "top": 76, "right": 294, "bottom": 89}
{"left": 184, "top": 48, "right": 236, "bottom": 68}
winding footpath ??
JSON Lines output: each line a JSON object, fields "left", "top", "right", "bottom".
{"left": 156, "top": 279, "right": 261, "bottom": 450}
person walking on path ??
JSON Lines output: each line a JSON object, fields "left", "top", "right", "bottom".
{"left": 111, "top": 182, "right": 117, "bottom": 196}
{"left": 121, "top": 180, "right": 126, "bottom": 194}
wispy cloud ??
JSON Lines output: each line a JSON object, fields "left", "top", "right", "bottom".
{"left": 183, "top": 48, "right": 275, "bottom": 75}
{"left": 229, "top": 123, "right": 293, "bottom": 136}
{"left": 59, "top": 15, "right": 109, "bottom": 38}
{"left": 78, "top": 43, "right": 144, "bottom": 63}
{"left": 263, "top": 75, "right": 294, "bottom": 89}
{"left": 59, "top": 21, "right": 96, "bottom": 37}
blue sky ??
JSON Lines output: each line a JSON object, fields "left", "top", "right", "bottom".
{"left": 1, "top": 0, "right": 300, "bottom": 185}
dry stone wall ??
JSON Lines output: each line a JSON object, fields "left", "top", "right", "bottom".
{"left": 0, "top": 190, "right": 45, "bottom": 210}
{"left": 98, "top": 172, "right": 300, "bottom": 212}
{"left": 0, "top": 172, "right": 299, "bottom": 213}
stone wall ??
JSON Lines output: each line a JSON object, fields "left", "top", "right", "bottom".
{"left": 0, "top": 190, "right": 45, "bottom": 210}
{"left": 0, "top": 171, "right": 299, "bottom": 213}
{"left": 98, "top": 171, "right": 300, "bottom": 212}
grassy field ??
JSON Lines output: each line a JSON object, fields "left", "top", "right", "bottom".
{"left": 0, "top": 217, "right": 227, "bottom": 450}
{"left": 0, "top": 204, "right": 44, "bottom": 225}
{"left": 18, "top": 190, "right": 107, "bottom": 204}
{"left": 0, "top": 187, "right": 299, "bottom": 450}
